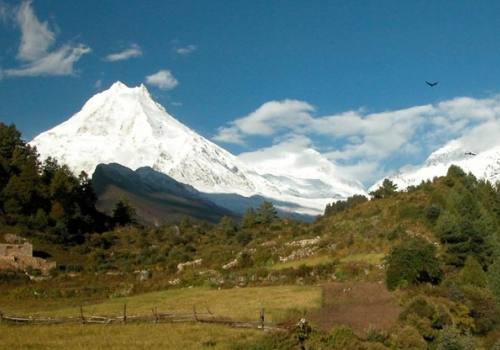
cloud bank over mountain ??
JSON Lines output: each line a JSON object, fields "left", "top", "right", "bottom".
{"left": 216, "top": 95, "right": 500, "bottom": 185}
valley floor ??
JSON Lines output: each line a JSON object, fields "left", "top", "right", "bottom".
{"left": 0, "top": 282, "right": 406, "bottom": 349}
{"left": 0, "top": 284, "right": 320, "bottom": 349}
{"left": 0, "top": 323, "right": 262, "bottom": 350}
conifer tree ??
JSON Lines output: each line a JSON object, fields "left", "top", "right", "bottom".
{"left": 256, "top": 201, "right": 277, "bottom": 224}
{"left": 459, "top": 256, "right": 488, "bottom": 288}
{"left": 370, "top": 179, "right": 397, "bottom": 199}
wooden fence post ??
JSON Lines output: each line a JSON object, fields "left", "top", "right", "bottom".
{"left": 151, "top": 307, "right": 159, "bottom": 323}
{"left": 80, "top": 306, "right": 85, "bottom": 324}
{"left": 123, "top": 304, "right": 127, "bottom": 324}
{"left": 193, "top": 306, "right": 198, "bottom": 322}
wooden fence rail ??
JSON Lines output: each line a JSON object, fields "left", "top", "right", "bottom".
{"left": 0, "top": 306, "right": 285, "bottom": 332}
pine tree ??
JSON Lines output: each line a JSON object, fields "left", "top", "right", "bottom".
{"left": 256, "top": 201, "right": 277, "bottom": 224}
{"left": 436, "top": 180, "right": 495, "bottom": 268}
{"left": 370, "top": 179, "right": 397, "bottom": 199}
{"left": 112, "top": 199, "right": 136, "bottom": 226}
{"left": 241, "top": 207, "right": 257, "bottom": 228}
{"left": 217, "top": 216, "right": 237, "bottom": 238}
{"left": 459, "top": 256, "right": 488, "bottom": 288}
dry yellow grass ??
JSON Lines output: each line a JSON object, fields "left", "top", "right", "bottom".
{"left": 340, "top": 253, "right": 385, "bottom": 265}
{"left": 0, "top": 285, "right": 322, "bottom": 349}
{"left": 0, "top": 323, "right": 262, "bottom": 350}
{"left": 3, "top": 285, "right": 322, "bottom": 323}
{"left": 270, "top": 255, "right": 334, "bottom": 270}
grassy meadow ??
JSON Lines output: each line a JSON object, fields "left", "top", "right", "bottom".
{"left": 0, "top": 284, "right": 322, "bottom": 349}
{"left": 0, "top": 323, "right": 262, "bottom": 350}
{"left": 1, "top": 285, "right": 322, "bottom": 321}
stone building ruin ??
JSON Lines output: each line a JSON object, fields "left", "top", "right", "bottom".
{"left": 0, "top": 234, "right": 56, "bottom": 275}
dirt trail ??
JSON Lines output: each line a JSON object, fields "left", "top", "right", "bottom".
{"left": 307, "top": 282, "right": 401, "bottom": 335}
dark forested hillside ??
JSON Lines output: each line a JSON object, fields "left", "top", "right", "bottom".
{"left": 0, "top": 123, "right": 109, "bottom": 244}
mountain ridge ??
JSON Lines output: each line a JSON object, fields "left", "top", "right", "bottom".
{"left": 30, "top": 81, "right": 366, "bottom": 215}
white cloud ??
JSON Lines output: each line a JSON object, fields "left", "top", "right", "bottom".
{"left": 104, "top": 44, "right": 142, "bottom": 62}
{"left": 213, "top": 126, "right": 246, "bottom": 145}
{"left": 16, "top": 1, "right": 55, "bottom": 61}
{"left": 213, "top": 100, "right": 314, "bottom": 144}
{"left": 5, "top": 44, "right": 91, "bottom": 77}
{"left": 145, "top": 69, "right": 179, "bottom": 90}
{"left": 175, "top": 44, "right": 197, "bottom": 56}
{"left": 4, "top": 1, "right": 90, "bottom": 77}
{"left": 218, "top": 94, "right": 500, "bottom": 185}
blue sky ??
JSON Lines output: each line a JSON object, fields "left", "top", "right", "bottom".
{"left": 2, "top": 0, "right": 500, "bottom": 186}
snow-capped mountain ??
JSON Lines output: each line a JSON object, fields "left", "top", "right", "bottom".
{"left": 239, "top": 144, "right": 365, "bottom": 201}
{"left": 30, "top": 81, "right": 365, "bottom": 215}
{"left": 370, "top": 138, "right": 500, "bottom": 192}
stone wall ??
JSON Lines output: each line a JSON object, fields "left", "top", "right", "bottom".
{"left": 0, "top": 243, "right": 33, "bottom": 258}
{"left": 0, "top": 255, "right": 56, "bottom": 275}
{"left": 0, "top": 241, "right": 55, "bottom": 275}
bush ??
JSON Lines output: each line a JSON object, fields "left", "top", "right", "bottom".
{"left": 232, "top": 330, "right": 298, "bottom": 350}
{"left": 385, "top": 237, "right": 442, "bottom": 290}
{"left": 399, "top": 296, "right": 453, "bottom": 341}
{"left": 389, "top": 326, "right": 427, "bottom": 350}
{"left": 460, "top": 285, "right": 499, "bottom": 334}
{"left": 425, "top": 204, "right": 441, "bottom": 222}
{"left": 436, "top": 327, "right": 475, "bottom": 350}
{"left": 488, "top": 258, "right": 500, "bottom": 303}
{"left": 387, "top": 225, "right": 406, "bottom": 240}
{"left": 0, "top": 270, "right": 29, "bottom": 283}
{"left": 459, "top": 256, "right": 488, "bottom": 288}
{"left": 307, "top": 326, "right": 363, "bottom": 350}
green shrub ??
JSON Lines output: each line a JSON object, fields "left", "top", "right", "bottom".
{"left": 231, "top": 331, "right": 297, "bottom": 350}
{"left": 459, "top": 256, "right": 488, "bottom": 288}
{"left": 460, "top": 285, "right": 499, "bottom": 334}
{"left": 389, "top": 325, "right": 427, "bottom": 350}
{"left": 436, "top": 327, "right": 475, "bottom": 350}
{"left": 387, "top": 225, "right": 406, "bottom": 240}
{"left": 399, "top": 296, "right": 447, "bottom": 340}
{"left": 0, "top": 270, "right": 29, "bottom": 283}
{"left": 488, "top": 258, "right": 500, "bottom": 303}
{"left": 425, "top": 204, "right": 442, "bottom": 222}
{"left": 385, "top": 237, "right": 442, "bottom": 290}
{"left": 305, "top": 326, "right": 363, "bottom": 350}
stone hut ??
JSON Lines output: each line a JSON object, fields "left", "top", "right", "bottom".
{"left": 0, "top": 234, "right": 55, "bottom": 275}
{"left": 0, "top": 242, "right": 33, "bottom": 258}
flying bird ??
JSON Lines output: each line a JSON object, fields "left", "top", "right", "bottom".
{"left": 425, "top": 81, "right": 439, "bottom": 87}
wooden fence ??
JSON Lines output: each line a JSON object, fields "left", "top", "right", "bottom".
{"left": 0, "top": 305, "right": 285, "bottom": 332}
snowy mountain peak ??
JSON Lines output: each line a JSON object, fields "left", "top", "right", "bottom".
{"left": 370, "top": 138, "right": 500, "bottom": 192}
{"left": 30, "top": 82, "right": 366, "bottom": 215}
